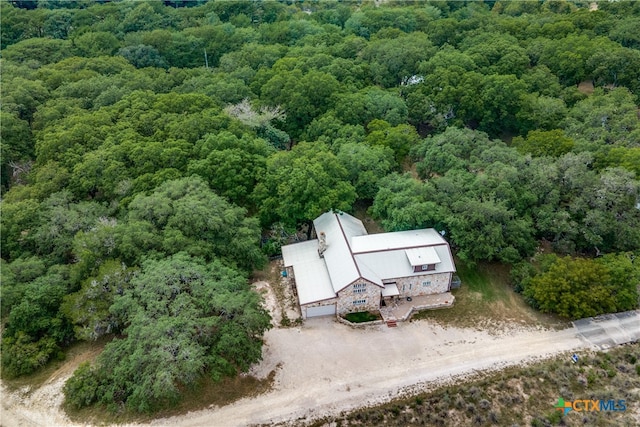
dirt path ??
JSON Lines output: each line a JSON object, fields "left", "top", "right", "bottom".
{"left": 1, "top": 318, "right": 590, "bottom": 427}
{"left": 1, "top": 345, "right": 103, "bottom": 427}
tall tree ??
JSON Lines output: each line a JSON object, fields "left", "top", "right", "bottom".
{"left": 64, "top": 253, "right": 271, "bottom": 412}
{"left": 253, "top": 142, "right": 356, "bottom": 228}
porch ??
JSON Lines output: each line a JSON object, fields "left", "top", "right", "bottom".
{"left": 379, "top": 292, "right": 455, "bottom": 324}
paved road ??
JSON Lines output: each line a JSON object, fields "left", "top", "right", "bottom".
{"left": 573, "top": 310, "right": 640, "bottom": 349}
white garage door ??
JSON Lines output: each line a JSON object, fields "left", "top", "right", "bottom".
{"left": 306, "top": 304, "right": 336, "bottom": 318}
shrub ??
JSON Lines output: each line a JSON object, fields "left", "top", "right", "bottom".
{"left": 63, "top": 362, "right": 100, "bottom": 409}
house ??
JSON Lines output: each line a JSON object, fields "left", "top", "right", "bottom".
{"left": 281, "top": 211, "right": 456, "bottom": 319}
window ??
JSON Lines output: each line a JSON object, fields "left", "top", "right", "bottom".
{"left": 422, "top": 280, "right": 432, "bottom": 287}
{"left": 353, "top": 283, "right": 367, "bottom": 294}
{"left": 353, "top": 299, "right": 366, "bottom": 305}
{"left": 421, "top": 264, "right": 436, "bottom": 271}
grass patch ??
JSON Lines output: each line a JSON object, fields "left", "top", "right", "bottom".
{"left": 317, "top": 343, "right": 640, "bottom": 427}
{"left": 64, "top": 367, "right": 277, "bottom": 425}
{"left": 455, "top": 261, "right": 505, "bottom": 302}
{"left": 344, "top": 311, "right": 381, "bottom": 323}
{"left": 413, "top": 261, "right": 567, "bottom": 331}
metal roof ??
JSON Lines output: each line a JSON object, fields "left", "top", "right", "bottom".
{"left": 313, "top": 212, "right": 362, "bottom": 293}
{"left": 351, "top": 229, "right": 447, "bottom": 254}
{"left": 381, "top": 283, "right": 400, "bottom": 297}
{"left": 405, "top": 246, "right": 441, "bottom": 266}
{"left": 282, "top": 240, "right": 335, "bottom": 305}
{"left": 281, "top": 212, "right": 456, "bottom": 306}
{"left": 355, "top": 245, "right": 455, "bottom": 280}
{"left": 291, "top": 260, "right": 335, "bottom": 305}
{"left": 282, "top": 239, "right": 320, "bottom": 267}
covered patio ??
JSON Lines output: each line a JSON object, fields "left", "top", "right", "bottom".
{"left": 379, "top": 292, "right": 455, "bottom": 323}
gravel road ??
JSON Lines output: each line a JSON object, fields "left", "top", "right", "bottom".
{"left": 2, "top": 316, "right": 595, "bottom": 427}
{"left": 5, "top": 311, "right": 639, "bottom": 427}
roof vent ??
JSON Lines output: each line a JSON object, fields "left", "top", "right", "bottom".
{"left": 318, "top": 232, "right": 327, "bottom": 258}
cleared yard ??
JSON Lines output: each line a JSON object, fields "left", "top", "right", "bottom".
{"left": 413, "top": 261, "right": 569, "bottom": 331}
{"left": 3, "top": 260, "right": 626, "bottom": 427}
{"left": 4, "top": 311, "right": 638, "bottom": 427}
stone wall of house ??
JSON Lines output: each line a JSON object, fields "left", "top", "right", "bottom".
{"left": 336, "top": 278, "right": 382, "bottom": 315}
{"left": 394, "top": 272, "right": 452, "bottom": 298}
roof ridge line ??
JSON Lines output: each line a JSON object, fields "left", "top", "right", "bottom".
{"left": 352, "top": 242, "right": 449, "bottom": 255}
{"left": 334, "top": 212, "right": 362, "bottom": 278}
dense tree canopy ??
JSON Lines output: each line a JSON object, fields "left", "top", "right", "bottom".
{"left": 1, "top": 0, "right": 639, "bottom": 413}
{"left": 64, "top": 253, "right": 270, "bottom": 412}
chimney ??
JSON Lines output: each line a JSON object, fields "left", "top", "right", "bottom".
{"left": 318, "top": 232, "right": 327, "bottom": 257}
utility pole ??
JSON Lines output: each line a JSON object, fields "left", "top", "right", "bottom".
{"left": 204, "top": 48, "right": 209, "bottom": 70}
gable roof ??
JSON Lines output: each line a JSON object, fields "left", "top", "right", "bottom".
{"left": 312, "top": 212, "right": 381, "bottom": 292}
{"left": 351, "top": 228, "right": 448, "bottom": 253}
{"left": 283, "top": 211, "right": 456, "bottom": 305}
{"left": 405, "top": 246, "right": 441, "bottom": 266}
{"left": 282, "top": 240, "right": 335, "bottom": 305}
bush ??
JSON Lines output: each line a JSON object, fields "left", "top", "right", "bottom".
{"left": 1, "top": 334, "right": 60, "bottom": 378}
{"left": 63, "top": 362, "right": 100, "bottom": 409}
{"left": 524, "top": 255, "right": 639, "bottom": 319}
{"left": 344, "top": 311, "right": 380, "bottom": 323}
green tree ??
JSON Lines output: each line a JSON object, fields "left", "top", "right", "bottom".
{"left": 361, "top": 31, "right": 436, "bottom": 87}
{"left": 445, "top": 195, "right": 535, "bottom": 265}
{"left": 0, "top": 112, "right": 33, "bottom": 190}
{"left": 564, "top": 88, "right": 640, "bottom": 148}
{"left": 1, "top": 267, "right": 73, "bottom": 377}
{"left": 187, "top": 131, "right": 274, "bottom": 206}
{"left": 336, "top": 142, "right": 395, "bottom": 200}
{"left": 370, "top": 173, "right": 442, "bottom": 232}
{"left": 365, "top": 120, "right": 420, "bottom": 164}
{"left": 513, "top": 129, "right": 575, "bottom": 158}
{"left": 63, "top": 253, "right": 271, "bottom": 412}
{"left": 334, "top": 87, "right": 408, "bottom": 127}
{"left": 413, "top": 127, "right": 500, "bottom": 177}
{"left": 525, "top": 255, "right": 639, "bottom": 319}
{"left": 62, "top": 260, "right": 137, "bottom": 341}
{"left": 461, "top": 32, "right": 530, "bottom": 77}
{"left": 73, "top": 32, "right": 120, "bottom": 57}
{"left": 117, "top": 44, "right": 168, "bottom": 69}
{"left": 253, "top": 142, "right": 356, "bottom": 228}
{"left": 260, "top": 69, "right": 340, "bottom": 137}
{"left": 1, "top": 37, "right": 72, "bottom": 66}
{"left": 516, "top": 94, "right": 568, "bottom": 133}
{"left": 126, "top": 176, "right": 264, "bottom": 270}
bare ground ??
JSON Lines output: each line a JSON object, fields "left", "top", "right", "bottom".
{"left": 1, "top": 318, "right": 589, "bottom": 427}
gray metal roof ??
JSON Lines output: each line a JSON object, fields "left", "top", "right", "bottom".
{"left": 381, "top": 283, "right": 400, "bottom": 297}
{"left": 351, "top": 229, "right": 447, "bottom": 254}
{"left": 355, "top": 244, "right": 455, "bottom": 280}
{"left": 282, "top": 240, "right": 335, "bottom": 305}
{"left": 282, "top": 212, "right": 456, "bottom": 306}
{"left": 282, "top": 239, "right": 319, "bottom": 267}
{"left": 291, "top": 259, "right": 335, "bottom": 305}
{"left": 313, "top": 212, "right": 362, "bottom": 293}
{"left": 405, "top": 246, "right": 441, "bottom": 266}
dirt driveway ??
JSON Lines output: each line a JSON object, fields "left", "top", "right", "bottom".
{"left": 156, "top": 319, "right": 586, "bottom": 426}
{"left": 2, "top": 316, "right": 593, "bottom": 427}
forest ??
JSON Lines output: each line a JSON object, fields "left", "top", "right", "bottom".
{"left": 1, "top": 0, "right": 640, "bottom": 414}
